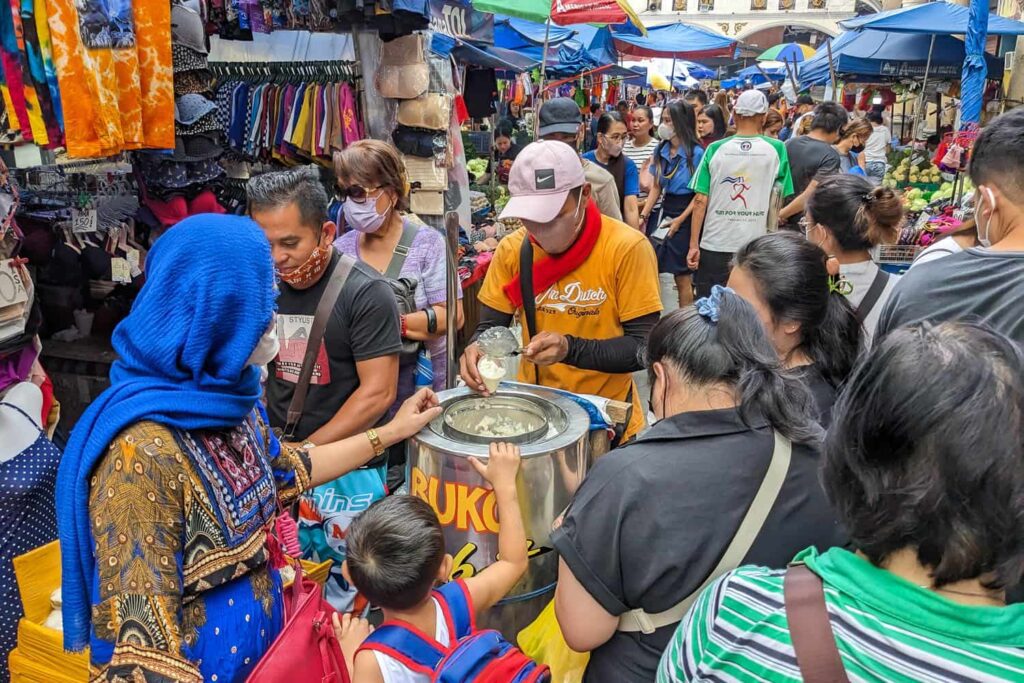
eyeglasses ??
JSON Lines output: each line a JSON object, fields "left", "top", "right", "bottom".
{"left": 799, "top": 216, "right": 815, "bottom": 236}
{"left": 335, "top": 184, "right": 383, "bottom": 204}
{"left": 601, "top": 133, "right": 626, "bottom": 143}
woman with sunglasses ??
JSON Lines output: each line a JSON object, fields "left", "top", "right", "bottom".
{"left": 803, "top": 175, "right": 903, "bottom": 345}
{"left": 640, "top": 100, "right": 703, "bottom": 307}
{"left": 583, "top": 112, "right": 640, "bottom": 229}
{"left": 334, "top": 140, "right": 464, "bottom": 411}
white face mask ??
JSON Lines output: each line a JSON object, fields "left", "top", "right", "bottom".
{"left": 658, "top": 123, "right": 674, "bottom": 141}
{"left": 602, "top": 137, "right": 624, "bottom": 157}
{"left": 248, "top": 320, "right": 280, "bottom": 368}
{"left": 975, "top": 188, "right": 995, "bottom": 248}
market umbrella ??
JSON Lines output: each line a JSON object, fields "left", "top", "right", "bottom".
{"left": 756, "top": 43, "right": 814, "bottom": 63}
{"left": 612, "top": 22, "right": 736, "bottom": 60}
{"left": 471, "top": 0, "right": 643, "bottom": 28}
{"left": 960, "top": 0, "right": 989, "bottom": 125}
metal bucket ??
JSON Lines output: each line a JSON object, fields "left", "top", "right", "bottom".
{"left": 407, "top": 383, "right": 590, "bottom": 640}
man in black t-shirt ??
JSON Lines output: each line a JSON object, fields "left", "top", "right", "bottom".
{"left": 247, "top": 167, "right": 401, "bottom": 447}
{"left": 778, "top": 101, "right": 846, "bottom": 230}
{"left": 248, "top": 166, "right": 402, "bottom": 612}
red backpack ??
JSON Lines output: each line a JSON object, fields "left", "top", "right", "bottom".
{"left": 358, "top": 580, "right": 550, "bottom": 683}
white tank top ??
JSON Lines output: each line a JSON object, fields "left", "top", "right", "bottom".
{"left": 373, "top": 598, "right": 451, "bottom": 683}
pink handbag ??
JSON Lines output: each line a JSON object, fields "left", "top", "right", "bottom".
{"left": 247, "top": 513, "right": 350, "bottom": 683}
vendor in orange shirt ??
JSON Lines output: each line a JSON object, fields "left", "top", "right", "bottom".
{"left": 459, "top": 140, "right": 662, "bottom": 440}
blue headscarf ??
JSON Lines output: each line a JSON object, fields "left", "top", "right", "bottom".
{"left": 56, "top": 214, "right": 277, "bottom": 651}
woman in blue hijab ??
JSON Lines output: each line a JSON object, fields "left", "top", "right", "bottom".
{"left": 56, "top": 214, "right": 441, "bottom": 682}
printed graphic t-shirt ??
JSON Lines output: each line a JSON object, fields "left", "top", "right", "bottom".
{"left": 478, "top": 216, "right": 662, "bottom": 439}
{"left": 690, "top": 135, "right": 793, "bottom": 253}
{"left": 267, "top": 251, "right": 402, "bottom": 449}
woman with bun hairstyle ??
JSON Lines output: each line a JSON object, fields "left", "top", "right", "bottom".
{"left": 551, "top": 286, "right": 844, "bottom": 682}
{"left": 730, "top": 232, "right": 862, "bottom": 423}
{"left": 804, "top": 174, "right": 904, "bottom": 344}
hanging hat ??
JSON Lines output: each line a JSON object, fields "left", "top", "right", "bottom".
{"left": 171, "top": 4, "right": 207, "bottom": 55}
{"left": 174, "top": 94, "right": 217, "bottom": 126}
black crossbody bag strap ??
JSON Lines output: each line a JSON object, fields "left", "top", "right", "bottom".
{"left": 519, "top": 237, "right": 540, "bottom": 385}
{"left": 855, "top": 268, "right": 891, "bottom": 325}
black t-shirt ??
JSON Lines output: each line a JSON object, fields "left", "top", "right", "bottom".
{"left": 267, "top": 251, "right": 402, "bottom": 453}
{"left": 794, "top": 363, "right": 838, "bottom": 427}
{"left": 550, "top": 407, "right": 847, "bottom": 683}
{"left": 877, "top": 248, "right": 1024, "bottom": 344}
{"left": 784, "top": 135, "right": 842, "bottom": 228}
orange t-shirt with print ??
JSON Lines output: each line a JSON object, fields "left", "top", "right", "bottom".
{"left": 479, "top": 215, "right": 662, "bottom": 440}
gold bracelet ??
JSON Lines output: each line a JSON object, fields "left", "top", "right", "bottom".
{"left": 366, "top": 428, "right": 386, "bottom": 456}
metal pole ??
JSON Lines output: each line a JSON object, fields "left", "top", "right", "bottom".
{"left": 670, "top": 57, "right": 677, "bottom": 92}
{"left": 534, "top": 16, "right": 553, "bottom": 139}
{"left": 444, "top": 211, "right": 460, "bottom": 389}
{"left": 914, "top": 34, "right": 937, "bottom": 139}
{"left": 825, "top": 40, "right": 837, "bottom": 102}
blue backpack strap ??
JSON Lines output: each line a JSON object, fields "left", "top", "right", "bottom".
{"left": 434, "top": 579, "right": 476, "bottom": 640}
{"left": 357, "top": 622, "right": 447, "bottom": 676}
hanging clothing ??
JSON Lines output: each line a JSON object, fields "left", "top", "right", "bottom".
{"left": 463, "top": 68, "right": 497, "bottom": 119}
{"left": 0, "top": 401, "right": 60, "bottom": 683}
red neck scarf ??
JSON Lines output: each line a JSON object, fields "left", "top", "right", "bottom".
{"left": 504, "top": 199, "right": 602, "bottom": 309}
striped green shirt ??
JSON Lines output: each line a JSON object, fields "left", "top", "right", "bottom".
{"left": 658, "top": 547, "right": 1024, "bottom": 682}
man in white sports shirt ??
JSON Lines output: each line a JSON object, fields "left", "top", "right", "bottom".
{"left": 686, "top": 90, "right": 795, "bottom": 297}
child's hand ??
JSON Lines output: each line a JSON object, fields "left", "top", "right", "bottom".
{"left": 332, "top": 612, "right": 374, "bottom": 675}
{"left": 470, "top": 442, "right": 521, "bottom": 492}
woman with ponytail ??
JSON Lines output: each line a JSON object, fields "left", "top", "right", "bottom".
{"left": 551, "top": 286, "right": 845, "bottom": 683}
{"left": 731, "top": 232, "right": 862, "bottom": 422}
{"left": 804, "top": 174, "right": 904, "bottom": 343}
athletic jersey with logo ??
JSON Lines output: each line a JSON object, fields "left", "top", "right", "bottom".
{"left": 478, "top": 216, "right": 662, "bottom": 439}
{"left": 690, "top": 135, "right": 794, "bottom": 253}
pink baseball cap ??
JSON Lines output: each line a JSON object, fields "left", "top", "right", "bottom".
{"left": 500, "top": 141, "right": 586, "bottom": 223}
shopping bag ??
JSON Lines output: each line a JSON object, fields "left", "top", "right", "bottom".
{"left": 517, "top": 599, "right": 589, "bottom": 683}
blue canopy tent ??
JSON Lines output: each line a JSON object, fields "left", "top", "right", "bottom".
{"left": 679, "top": 60, "right": 715, "bottom": 80}
{"left": 838, "top": 1, "right": 1024, "bottom": 35}
{"left": 799, "top": 30, "right": 1003, "bottom": 87}
{"left": 569, "top": 24, "right": 619, "bottom": 66}
{"left": 494, "top": 14, "right": 578, "bottom": 56}
{"left": 431, "top": 33, "right": 541, "bottom": 72}
{"left": 611, "top": 22, "right": 736, "bottom": 60}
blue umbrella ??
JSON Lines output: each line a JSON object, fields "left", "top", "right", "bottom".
{"left": 960, "top": 0, "right": 989, "bottom": 124}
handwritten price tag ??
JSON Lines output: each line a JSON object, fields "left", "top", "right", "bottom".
{"left": 111, "top": 257, "right": 131, "bottom": 283}
{"left": 71, "top": 208, "right": 98, "bottom": 234}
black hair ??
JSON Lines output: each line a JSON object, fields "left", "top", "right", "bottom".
{"left": 633, "top": 105, "right": 655, "bottom": 137}
{"left": 866, "top": 110, "right": 884, "bottom": 125}
{"left": 768, "top": 92, "right": 783, "bottom": 106}
{"left": 699, "top": 104, "right": 728, "bottom": 141}
{"left": 662, "top": 99, "right": 700, "bottom": 174}
{"left": 811, "top": 101, "right": 849, "bottom": 135}
{"left": 734, "top": 233, "right": 861, "bottom": 387}
{"left": 494, "top": 120, "right": 516, "bottom": 141}
{"left": 807, "top": 174, "right": 904, "bottom": 251}
{"left": 824, "top": 322, "right": 1024, "bottom": 589}
{"left": 346, "top": 496, "right": 446, "bottom": 610}
{"left": 597, "top": 112, "right": 628, "bottom": 211}
{"left": 643, "top": 289, "right": 823, "bottom": 445}
{"left": 684, "top": 89, "right": 708, "bottom": 107}
{"left": 246, "top": 165, "right": 328, "bottom": 232}
{"left": 617, "top": 99, "right": 629, "bottom": 109}
{"left": 969, "top": 107, "right": 1024, "bottom": 201}
{"left": 590, "top": 103, "right": 601, "bottom": 114}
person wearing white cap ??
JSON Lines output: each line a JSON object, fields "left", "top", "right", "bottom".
{"left": 459, "top": 140, "right": 662, "bottom": 441}
{"left": 687, "top": 89, "right": 795, "bottom": 298}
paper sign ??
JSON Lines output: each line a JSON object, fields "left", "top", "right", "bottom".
{"left": 125, "top": 248, "right": 140, "bottom": 268}
{"left": 71, "top": 208, "right": 98, "bottom": 234}
{"left": 111, "top": 257, "right": 131, "bottom": 283}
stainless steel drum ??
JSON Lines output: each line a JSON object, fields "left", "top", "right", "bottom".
{"left": 408, "top": 383, "right": 590, "bottom": 640}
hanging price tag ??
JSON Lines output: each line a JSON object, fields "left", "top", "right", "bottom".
{"left": 126, "top": 248, "right": 142, "bottom": 278}
{"left": 111, "top": 257, "right": 132, "bottom": 283}
{"left": 71, "top": 208, "right": 98, "bottom": 234}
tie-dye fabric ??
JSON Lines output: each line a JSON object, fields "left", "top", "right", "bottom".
{"left": 43, "top": 0, "right": 172, "bottom": 157}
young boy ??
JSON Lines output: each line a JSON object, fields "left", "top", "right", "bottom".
{"left": 343, "top": 442, "right": 528, "bottom": 682}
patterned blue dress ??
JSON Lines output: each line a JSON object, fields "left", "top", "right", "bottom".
{"left": 0, "top": 402, "right": 60, "bottom": 683}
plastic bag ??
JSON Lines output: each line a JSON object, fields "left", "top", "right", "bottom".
{"left": 517, "top": 600, "right": 589, "bottom": 683}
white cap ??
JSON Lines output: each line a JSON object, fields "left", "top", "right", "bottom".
{"left": 735, "top": 90, "right": 769, "bottom": 116}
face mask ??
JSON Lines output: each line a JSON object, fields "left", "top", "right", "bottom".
{"left": 658, "top": 123, "right": 674, "bottom": 141}
{"left": 602, "top": 138, "right": 624, "bottom": 157}
{"left": 975, "top": 188, "right": 995, "bottom": 248}
{"left": 247, "top": 320, "right": 280, "bottom": 367}
{"left": 278, "top": 243, "right": 332, "bottom": 289}
{"left": 343, "top": 193, "right": 393, "bottom": 234}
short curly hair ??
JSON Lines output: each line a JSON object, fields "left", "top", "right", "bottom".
{"left": 824, "top": 322, "right": 1024, "bottom": 589}
{"left": 333, "top": 139, "right": 410, "bottom": 212}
